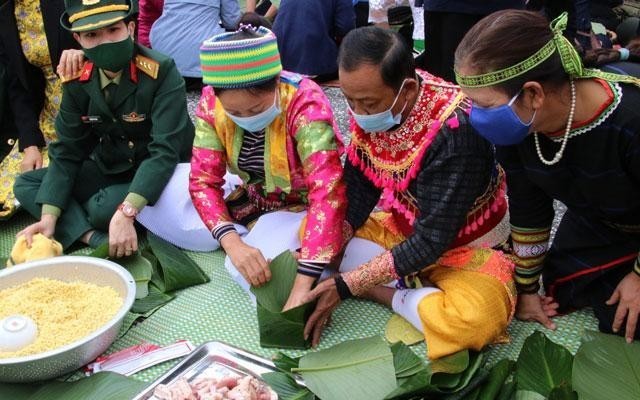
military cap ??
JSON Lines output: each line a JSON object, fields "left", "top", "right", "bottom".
{"left": 60, "top": 0, "right": 136, "bottom": 32}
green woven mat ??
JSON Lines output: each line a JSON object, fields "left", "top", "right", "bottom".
{"left": 0, "top": 211, "right": 599, "bottom": 386}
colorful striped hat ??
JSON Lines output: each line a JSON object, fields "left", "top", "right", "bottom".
{"left": 200, "top": 26, "right": 282, "bottom": 89}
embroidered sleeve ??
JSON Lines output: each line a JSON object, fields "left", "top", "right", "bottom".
{"left": 495, "top": 145, "right": 554, "bottom": 293}
{"left": 288, "top": 80, "right": 347, "bottom": 265}
{"left": 189, "top": 89, "right": 233, "bottom": 232}
{"left": 391, "top": 124, "right": 494, "bottom": 277}
{"left": 193, "top": 86, "right": 224, "bottom": 151}
{"left": 298, "top": 150, "right": 346, "bottom": 263}
{"left": 342, "top": 251, "right": 400, "bottom": 296}
{"left": 190, "top": 146, "right": 232, "bottom": 232}
{"left": 511, "top": 226, "right": 551, "bottom": 293}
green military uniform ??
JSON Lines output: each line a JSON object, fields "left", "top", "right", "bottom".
{"left": 14, "top": 0, "right": 195, "bottom": 249}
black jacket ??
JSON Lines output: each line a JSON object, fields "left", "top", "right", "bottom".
{"left": 0, "top": 0, "right": 76, "bottom": 150}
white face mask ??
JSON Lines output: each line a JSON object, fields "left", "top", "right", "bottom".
{"left": 350, "top": 79, "right": 408, "bottom": 133}
{"left": 225, "top": 91, "right": 280, "bottom": 132}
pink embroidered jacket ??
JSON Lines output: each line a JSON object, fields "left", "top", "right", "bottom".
{"left": 189, "top": 73, "right": 346, "bottom": 264}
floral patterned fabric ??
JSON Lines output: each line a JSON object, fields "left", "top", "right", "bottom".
{"left": 190, "top": 72, "right": 346, "bottom": 263}
{"left": 0, "top": 0, "right": 61, "bottom": 219}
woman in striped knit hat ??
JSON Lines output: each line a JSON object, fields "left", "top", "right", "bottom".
{"left": 190, "top": 24, "right": 347, "bottom": 310}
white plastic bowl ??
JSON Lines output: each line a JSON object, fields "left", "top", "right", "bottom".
{"left": 0, "top": 256, "right": 136, "bottom": 383}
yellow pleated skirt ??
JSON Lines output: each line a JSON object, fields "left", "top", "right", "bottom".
{"left": 356, "top": 212, "right": 516, "bottom": 359}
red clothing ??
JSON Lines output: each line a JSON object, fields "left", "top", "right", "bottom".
{"left": 138, "top": 0, "right": 164, "bottom": 48}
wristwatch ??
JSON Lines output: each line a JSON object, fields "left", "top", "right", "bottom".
{"left": 117, "top": 202, "right": 139, "bottom": 218}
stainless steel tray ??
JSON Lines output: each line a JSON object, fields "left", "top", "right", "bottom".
{"left": 133, "top": 341, "right": 304, "bottom": 400}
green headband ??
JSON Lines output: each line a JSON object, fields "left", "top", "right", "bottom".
{"left": 455, "top": 12, "right": 604, "bottom": 88}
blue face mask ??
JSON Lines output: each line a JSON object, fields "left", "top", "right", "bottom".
{"left": 351, "top": 80, "right": 408, "bottom": 133}
{"left": 469, "top": 91, "right": 536, "bottom": 146}
{"left": 226, "top": 92, "right": 280, "bottom": 132}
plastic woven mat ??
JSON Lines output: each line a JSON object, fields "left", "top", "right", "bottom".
{"left": 0, "top": 211, "right": 599, "bottom": 385}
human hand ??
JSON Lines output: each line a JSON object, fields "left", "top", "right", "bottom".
{"left": 606, "top": 272, "right": 640, "bottom": 343}
{"left": 20, "top": 146, "right": 43, "bottom": 172}
{"left": 56, "top": 49, "right": 85, "bottom": 80}
{"left": 283, "top": 274, "right": 316, "bottom": 311}
{"left": 108, "top": 210, "right": 138, "bottom": 258}
{"left": 17, "top": 214, "right": 57, "bottom": 247}
{"left": 516, "top": 293, "right": 558, "bottom": 330}
{"left": 303, "top": 278, "right": 341, "bottom": 347}
{"left": 221, "top": 233, "right": 271, "bottom": 287}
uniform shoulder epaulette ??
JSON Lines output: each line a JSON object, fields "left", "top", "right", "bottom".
{"left": 60, "top": 61, "right": 93, "bottom": 84}
{"left": 135, "top": 55, "right": 159, "bottom": 79}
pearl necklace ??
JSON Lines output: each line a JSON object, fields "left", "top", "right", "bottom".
{"left": 534, "top": 79, "right": 576, "bottom": 165}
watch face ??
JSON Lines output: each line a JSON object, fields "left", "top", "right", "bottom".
{"left": 121, "top": 203, "right": 137, "bottom": 217}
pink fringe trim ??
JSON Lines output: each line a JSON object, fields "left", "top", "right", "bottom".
{"left": 456, "top": 178, "right": 506, "bottom": 239}
{"left": 346, "top": 116, "right": 442, "bottom": 194}
{"left": 446, "top": 115, "right": 459, "bottom": 129}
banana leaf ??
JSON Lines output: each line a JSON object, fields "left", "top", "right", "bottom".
{"left": 516, "top": 331, "right": 573, "bottom": 397}
{"left": 385, "top": 370, "right": 433, "bottom": 400}
{"left": 144, "top": 237, "right": 171, "bottom": 293}
{"left": 262, "top": 372, "right": 315, "bottom": 400}
{"left": 430, "top": 351, "right": 483, "bottom": 392}
{"left": 467, "top": 386, "right": 481, "bottom": 400}
{"left": 387, "top": 348, "right": 484, "bottom": 398}
{"left": 256, "top": 304, "right": 310, "bottom": 349}
{"left": 385, "top": 314, "right": 424, "bottom": 345}
{"left": 88, "top": 234, "right": 206, "bottom": 308}
{"left": 130, "top": 284, "right": 175, "bottom": 314}
{"left": 88, "top": 242, "right": 109, "bottom": 259}
{"left": 384, "top": 342, "right": 434, "bottom": 399}
{"left": 269, "top": 344, "right": 430, "bottom": 400}
{"left": 272, "top": 352, "right": 302, "bottom": 373}
{"left": 572, "top": 330, "right": 640, "bottom": 400}
{"left": 390, "top": 342, "right": 429, "bottom": 378}
{"left": 0, "top": 382, "right": 37, "bottom": 399}
{"left": 0, "top": 372, "right": 147, "bottom": 400}
{"left": 389, "top": 370, "right": 489, "bottom": 400}
{"left": 87, "top": 244, "right": 175, "bottom": 313}
{"left": 495, "top": 371, "right": 516, "bottom": 400}
{"left": 430, "top": 349, "right": 470, "bottom": 374}
{"left": 117, "top": 254, "right": 152, "bottom": 299}
{"left": 291, "top": 336, "right": 397, "bottom": 400}
{"left": 440, "top": 368, "right": 490, "bottom": 400}
{"left": 147, "top": 232, "right": 209, "bottom": 292}
{"left": 548, "top": 383, "right": 578, "bottom": 400}
{"left": 251, "top": 251, "right": 313, "bottom": 349}
{"left": 514, "top": 390, "right": 546, "bottom": 400}
{"left": 477, "top": 359, "right": 516, "bottom": 400}
{"left": 141, "top": 248, "right": 163, "bottom": 289}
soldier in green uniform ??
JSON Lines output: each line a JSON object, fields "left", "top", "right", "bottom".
{"left": 14, "top": 0, "right": 195, "bottom": 258}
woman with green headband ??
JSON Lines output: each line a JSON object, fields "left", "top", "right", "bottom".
{"left": 455, "top": 10, "right": 640, "bottom": 342}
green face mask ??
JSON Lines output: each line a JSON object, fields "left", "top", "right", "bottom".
{"left": 83, "top": 36, "right": 134, "bottom": 72}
